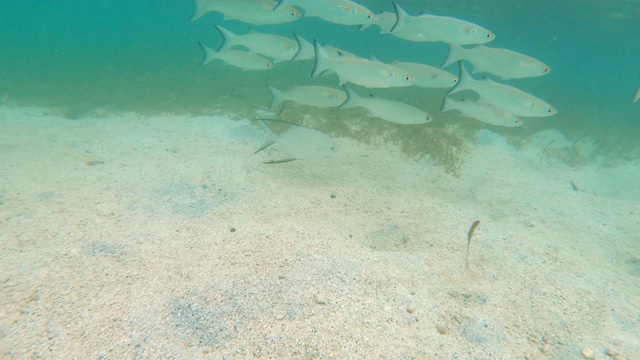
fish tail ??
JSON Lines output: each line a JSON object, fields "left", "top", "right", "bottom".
{"left": 272, "top": 0, "right": 290, "bottom": 12}
{"left": 214, "top": 25, "right": 236, "bottom": 52}
{"left": 390, "top": 2, "right": 408, "bottom": 33}
{"left": 441, "top": 44, "right": 464, "bottom": 68}
{"left": 255, "top": 120, "right": 277, "bottom": 154}
{"left": 267, "top": 85, "right": 283, "bottom": 109}
{"left": 190, "top": 0, "right": 210, "bottom": 22}
{"left": 448, "top": 61, "right": 474, "bottom": 95}
{"left": 198, "top": 42, "right": 218, "bottom": 66}
{"left": 311, "top": 41, "right": 329, "bottom": 77}
{"left": 440, "top": 97, "right": 454, "bottom": 113}
{"left": 292, "top": 33, "right": 311, "bottom": 61}
{"left": 338, "top": 85, "right": 361, "bottom": 109}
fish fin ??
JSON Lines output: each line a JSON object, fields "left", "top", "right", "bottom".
{"left": 390, "top": 2, "right": 408, "bottom": 33}
{"left": 263, "top": 158, "right": 298, "bottom": 164}
{"left": 254, "top": 140, "right": 276, "bottom": 154}
{"left": 214, "top": 25, "right": 236, "bottom": 52}
{"left": 190, "top": 0, "right": 211, "bottom": 22}
{"left": 358, "top": 23, "right": 371, "bottom": 31}
{"left": 440, "top": 97, "right": 454, "bottom": 112}
{"left": 441, "top": 44, "right": 464, "bottom": 68}
{"left": 272, "top": 0, "right": 290, "bottom": 12}
{"left": 292, "top": 33, "right": 311, "bottom": 61}
{"left": 198, "top": 42, "right": 218, "bottom": 66}
{"left": 448, "top": 61, "right": 475, "bottom": 95}
{"left": 253, "top": 106, "right": 281, "bottom": 120}
{"left": 338, "top": 85, "right": 362, "bottom": 110}
{"left": 267, "top": 85, "right": 283, "bottom": 109}
{"left": 311, "top": 41, "right": 330, "bottom": 77}
{"left": 256, "top": 119, "right": 279, "bottom": 148}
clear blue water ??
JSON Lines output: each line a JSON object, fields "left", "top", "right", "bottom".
{"left": 1, "top": 0, "right": 639, "bottom": 159}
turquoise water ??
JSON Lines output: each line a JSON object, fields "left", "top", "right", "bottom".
{"left": 0, "top": 0, "right": 639, "bottom": 159}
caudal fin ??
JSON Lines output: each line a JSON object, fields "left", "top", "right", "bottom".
{"left": 440, "top": 97, "right": 455, "bottom": 113}
{"left": 312, "top": 41, "right": 330, "bottom": 77}
{"left": 338, "top": 86, "right": 363, "bottom": 110}
{"left": 267, "top": 85, "right": 284, "bottom": 109}
{"left": 448, "top": 61, "right": 476, "bottom": 95}
{"left": 198, "top": 42, "right": 218, "bottom": 66}
{"left": 390, "top": 2, "right": 409, "bottom": 33}
{"left": 190, "top": 0, "right": 212, "bottom": 22}
{"left": 441, "top": 44, "right": 465, "bottom": 68}
{"left": 272, "top": 0, "right": 290, "bottom": 11}
{"left": 292, "top": 33, "right": 314, "bottom": 61}
{"left": 214, "top": 25, "right": 237, "bottom": 52}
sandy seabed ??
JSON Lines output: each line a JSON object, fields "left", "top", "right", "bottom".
{"left": 0, "top": 107, "right": 638, "bottom": 359}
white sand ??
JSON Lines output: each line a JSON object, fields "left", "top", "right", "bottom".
{"left": 1, "top": 107, "right": 638, "bottom": 359}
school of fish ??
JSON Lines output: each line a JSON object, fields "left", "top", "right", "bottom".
{"left": 192, "top": 0, "right": 557, "bottom": 162}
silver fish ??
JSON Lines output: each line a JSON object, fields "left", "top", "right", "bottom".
{"left": 267, "top": 85, "right": 346, "bottom": 109}
{"left": 255, "top": 119, "right": 337, "bottom": 163}
{"left": 215, "top": 25, "right": 299, "bottom": 62}
{"left": 441, "top": 98, "right": 523, "bottom": 127}
{"left": 442, "top": 44, "right": 550, "bottom": 80}
{"left": 191, "top": 0, "right": 301, "bottom": 24}
{"left": 391, "top": 3, "right": 495, "bottom": 45}
{"left": 292, "top": 33, "right": 358, "bottom": 62}
{"left": 339, "top": 86, "right": 432, "bottom": 125}
{"left": 450, "top": 62, "right": 556, "bottom": 117}
{"left": 199, "top": 43, "right": 274, "bottom": 70}
{"left": 392, "top": 61, "right": 458, "bottom": 88}
{"left": 312, "top": 42, "right": 415, "bottom": 88}
{"left": 275, "top": 0, "right": 377, "bottom": 26}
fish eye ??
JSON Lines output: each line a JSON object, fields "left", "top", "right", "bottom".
{"left": 453, "top": 78, "right": 458, "bottom": 83}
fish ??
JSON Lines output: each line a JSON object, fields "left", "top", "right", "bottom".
{"left": 392, "top": 61, "right": 459, "bottom": 88}
{"left": 312, "top": 42, "right": 415, "bottom": 88}
{"left": 214, "top": 25, "right": 299, "bottom": 63}
{"left": 267, "top": 85, "right": 347, "bottom": 109}
{"left": 390, "top": 2, "right": 495, "bottom": 45}
{"left": 255, "top": 118, "right": 337, "bottom": 163}
{"left": 292, "top": 33, "right": 358, "bottom": 61}
{"left": 442, "top": 44, "right": 551, "bottom": 80}
{"left": 339, "top": 86, "right": 432, "bottom": 125}
{"left": 465, "top": 220, "right": 480, "bottom": 274}
{"left": 274, "top": 0, "right": 377, "bottom": 26}
{"left": 633, "top": 70, "right": 640, "bottom": 104}
{"left": 191, "top": 0, "right": 302, "bottom": 24}
{"left": 441, "top": 98, "right": 523, "bottom": 127}
{"left": 199, "top": 42, "right": 274, "bottom": 70}
{"left": 450, "top": 62, "right": 556, "bottom": 117}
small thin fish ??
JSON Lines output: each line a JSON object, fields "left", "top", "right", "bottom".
{"left": 255, "top": 119, "right": 337, "bottom": 163}
{"left": 275, "top": 0, "right": 377, "bottom": 26}
{"left": 267, "top": 85, "right": 346, "bottom": 109}
{"left": 441, "top": 98, "right": 523, "bottom": 127}
{"left": 199, "top": 43, "right": 274, "bottom": 70}
{"left": 312, "top": 42, "right": 415, "bottom": 88}
{"left": 450, "top": 62, "right": 556, "bottom": 117}
{"left": 392, "top": 61, "right": 458, "bottom": 88}
{"left": 292, "top": 33, "right": 358, "bottom": 61}
{"left": 391, "top": 3, "right": 495, "bottom": 45}
{"left": 466, "top": 220, "right": 481, "bottom": 273}
{"left": 215, "top": 25, "right": 299, "bottom": 62}
{"left": 191, "top": 0, "right": 302, "bottom": 24}
{"left": 339, "top": 86, "right": 432, "bottom": 124}
{"left": 442, "top": 44, "right": 550, "bottom": 80}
